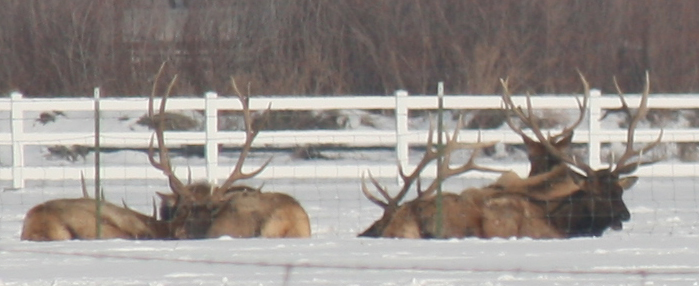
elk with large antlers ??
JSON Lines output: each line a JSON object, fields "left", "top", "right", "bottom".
{"left": 148, "top": 72, "right": 310, "bottom": 239}
{"left": 500, "top": 72, "right": 663, "bottom": 237}
{"left": 359, "top": 118, "right": 564, "bottom": 239}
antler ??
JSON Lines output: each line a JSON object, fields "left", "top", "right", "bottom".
{"left": 217, "top": 77, "right": 273, "bottom": 193}
{"left": 610, "top": 71, "right": 663, "bottom": 174}
{"left": 361, "top": 120, "right": 439, "bottom": 210}
{"left": 361, "top": 117, "right": 502, "bottom": 209}
{"left": 501, "top": 72, "right": 663, "bottom": 176}
{"left": 147, "top": 63, "right": 187, "bottom": 196}
{"left": 418, "top": 117, "right": 503, "bottom": 197}
{"left": 501, "top": 71, "right": 589, "bottom": 145}
{"left": 500, "top": 73, "right": 595, "bottom": 176}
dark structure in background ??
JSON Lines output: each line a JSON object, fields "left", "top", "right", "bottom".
{"left": 0, "top": 0, "right": 697, "bottom": 97}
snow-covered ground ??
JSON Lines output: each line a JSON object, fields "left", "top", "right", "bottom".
{"left": 0, "top": 107, "right": 698, "bottom": 285}
{"left": 1, "top": 174, "right": 699, "bottom": 285}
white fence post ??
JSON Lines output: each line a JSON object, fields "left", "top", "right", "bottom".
{"left": 587, "top": 89, "right": 602, "bottom": 169}
{"left": 93, "top": 87, "right": 102, "bottom": 198}
{"left": 395, "top": 90, "right": 409, "bottom": 180}
{"left": 205, "top": 91, "right": 218, "bottom": 184}
{"left": 10, "top": 92, "right": 24, "bottom": 189}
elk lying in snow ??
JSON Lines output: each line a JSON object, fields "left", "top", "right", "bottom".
{"left": 500, "top": 71, "right": 663, "bottom": 237}
{"left": 148, "top": 73, "right": 310, "bottom": 239}
{"left": 359, "top": 119, "right": 564, "bottom": 239}
{"left": 21, "top": 198, "right": 174, "bottom": 241}
{"left": 21, "top": 176, "right": 173, "bottom": 241}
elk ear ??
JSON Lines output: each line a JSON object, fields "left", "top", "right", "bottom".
{"left": 618, "top": 176, "right": 639, "bottom": 190}
{"left": 521, "top": 135, "right": 540, "bottom": 152}
{"left": 553, "top": 132, "right": 573, "bottom": 149}
{"left": 156, "top": 192, "right": 177, "bottom": 207}
{"left": 217, "top": 188, "right": 242, "bottom": 203}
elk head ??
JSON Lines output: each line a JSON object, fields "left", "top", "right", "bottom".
{"left": 500, "top": 71, "right": 662, "bottom": 237}
{"left": 148, "top": 68, "right": 272, "bottom": 239}
{"left": 359, "top": 118, "right": 503, "bottom": 238}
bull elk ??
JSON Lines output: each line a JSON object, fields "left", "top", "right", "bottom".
{"left": 359, "top": 118, "right": 563, "bottom": 239}
{"left": 148, "top": 71, "right": 310, "bottom": 239}
{"left": 21, "top": 175, "right": 174, "bottom": 241}
{"left": 500, "top": 71, "right": 663, "bottom": 237}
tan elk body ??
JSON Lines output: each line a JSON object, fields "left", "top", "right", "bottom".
{"left": 21, "top": 198, "right": 172, "bottom": 241}
{"left": 161, "top": 182, "right": 310, "bottom": 239}
{"left": 21, "top": 174, "right": 172, "bottom": 241}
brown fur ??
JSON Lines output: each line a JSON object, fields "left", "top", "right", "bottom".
{"left": 480, "top": 195, "right": 563, "bottom": 239}
{"left": 380, "top": 193, "right": 481, "bottom": 239}
{"left": 461, "top": 183, "right": 564, "bottom": 239}
{"left": 372, "top": 176, "right": 567, "bottom": 240}
{"left": 171, "top": 182, "right": 311, "bottom": 239}
{"left": 491, "top": 165, "right": 580, "bottom": 200}
{"left": 21, "top": 198, "right": 172, "bottom": 241}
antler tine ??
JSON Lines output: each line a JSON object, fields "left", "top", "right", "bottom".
{"left": 80, "top": 171, "right": 89, "bottom": 198}
{"left": 362, "top": 117, "right": 442, "bottom": 208}
{"left": 501, "top": 78, "right": 545, "bottom": 138}
{"left": 360, "top": 172, "right": 394, "bottom": 208}
{"left": 393, "top": 117, "right": 444, "bottom": 201}
{"left": 420, "top": 117, "right": 504, "bottom": 197}
{"left": 362, "top": 117, "right": 441, "bottom": 209}
{"left": 500, "top": 76, "right": 596, "bottom": 176}
{"left": 611, "top": 76, "right": 634, "bottom": 119}
{"left": 501, "top": 78, "right": 534, "bottom": 140}
{"left": 147, "top": 64, "right": 186, "bottom": 194}
{"left": 612, "top": 71, "right": 663, "bottom": 174}
{"left": 152, "top": 197, "right": 158, "bottom": 219}
{"left": 550, "top": 71, "right": 589, "bottom": 142}
{"left": 444, "top": 141, "right": 505, "bottom": 175}
{"left": 502, "top": 76, "right": 587, "bottom": 144}
{"left": 218, "top": 77, "right": 273, "bottom": 192}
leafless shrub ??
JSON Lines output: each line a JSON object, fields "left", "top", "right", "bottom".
{"left": 220, "top": 110, "right": 347, "bottom": 131}
{"left": 36, "top": 111, "right": 66, "bottom": 125}
{"left": 465, "top": 110, "right": 505, "bottom": 130}
{"left": 291, "top": 145, "right": 335, "bottom": 160}
{"left": 3, "top": 1, "right": 699, "bottom": 97}
{"left": 136, "top": 112, "right": 200, "bottom": 131}
{"left": 46, "top": 145, "right": 90, "bottom": 162}
{"left": 677, "top": 143, "right": 699, "bottom": 162}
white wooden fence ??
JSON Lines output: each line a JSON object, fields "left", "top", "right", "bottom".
{"left": 1, "top": 89, "right": 696, "bottom": 189}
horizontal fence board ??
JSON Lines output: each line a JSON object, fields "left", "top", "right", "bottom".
{"left": 0, "top": 91, "right": 692, "bottom": 189}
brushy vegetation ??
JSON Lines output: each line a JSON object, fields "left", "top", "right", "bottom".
{"left": 1, "top": 0, "right": 698, "bottom": 97}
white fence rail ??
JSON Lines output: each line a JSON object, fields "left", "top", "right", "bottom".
{"left": 0, "top": 89, "right": 695, "bottom": 189}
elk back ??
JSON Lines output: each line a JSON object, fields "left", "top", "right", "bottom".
{"left": 380, "top": 193, "right": 482, "bottom": 239}
{"left": 480, "top": 194, "right": 563, "bottom": 239}
{"left": 173, "top": 188, "right": 311, "bottom": 239}
{"left": 21, "top": 198, "right": 169, "bottom": 241}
